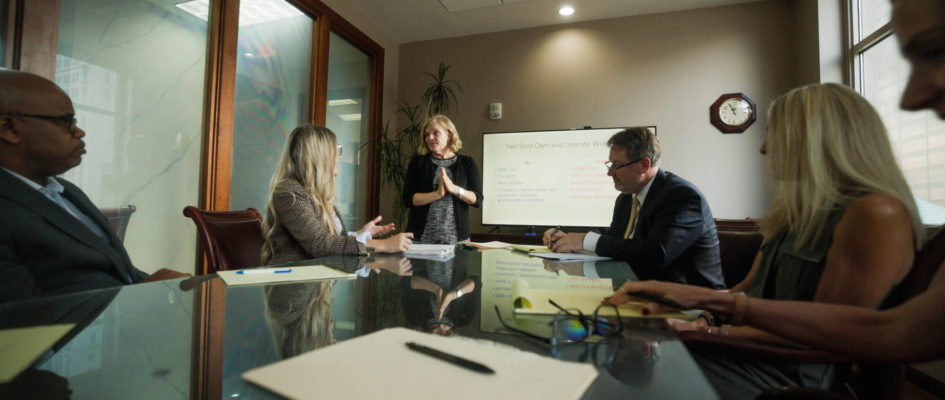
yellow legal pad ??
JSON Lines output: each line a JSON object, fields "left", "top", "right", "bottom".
{"left": 512, "top": 279, "right": 689, "bottom": 319}
{"left": 0, "top": 324, "right": 75, "bottom": 383}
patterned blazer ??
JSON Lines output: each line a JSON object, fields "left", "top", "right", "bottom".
{"left": 267, "top": 180, "right": 367, "bottom": 265}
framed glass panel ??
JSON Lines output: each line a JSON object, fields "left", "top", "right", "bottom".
{"left": 56, "top": 0, "right": 209, "bottom": 272}
{"left": 326, "top": 31, "right": 372, "bottom": 228}
{"left": 229, "top": 0, "right": 312, "bottom": 213}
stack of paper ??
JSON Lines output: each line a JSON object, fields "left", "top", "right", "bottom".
{"left": 467, "top": 241, "right": 552, "bottom": 253}
{"left": 404, "top": 244, "right": 455, "bottom": 258}
{"left": 243, "top": 327, "right": 598, "bottom": 400}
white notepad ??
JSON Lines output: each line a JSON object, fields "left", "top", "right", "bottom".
{"left": 217, "top": 265, "right": 356, "bottom": 286}
{"left": 243, "top": 327, "right": 599, "bottom": 400}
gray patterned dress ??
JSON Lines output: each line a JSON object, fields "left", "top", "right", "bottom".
{"left": 420, "top": 157, "right": 458, "bottom": 244}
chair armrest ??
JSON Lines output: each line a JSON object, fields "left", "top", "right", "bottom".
{"left": 677, "top": 331, "right": 852, "bottom": 363}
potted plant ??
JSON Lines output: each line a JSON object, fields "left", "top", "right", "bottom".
{"left": 376, "top": 62, "right": 462, "bottom": 228}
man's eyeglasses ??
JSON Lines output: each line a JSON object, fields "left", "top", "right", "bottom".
{"left": 604, "top": 158, "right": 643, "bottom": 172}
{"left": 1, "top": 112, "right": 78, "bottom": 135}
{"left": 494, "top": 300, "right": 623, "bottom": 344}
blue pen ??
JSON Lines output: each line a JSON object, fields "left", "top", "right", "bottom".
{"left": 237, "top": 268, "right": 292, "bottom": 275}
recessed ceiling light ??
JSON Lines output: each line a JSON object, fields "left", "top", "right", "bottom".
{"left": 559, "top": 6, "right": 574, "bottom": 16}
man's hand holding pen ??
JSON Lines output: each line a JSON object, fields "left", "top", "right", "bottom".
{"left": 542, "top": 227, "right": 585, "bottom": 253}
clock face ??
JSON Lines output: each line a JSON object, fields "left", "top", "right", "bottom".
{"left": 719, "top": 98, "right": 752, "bottom": 125}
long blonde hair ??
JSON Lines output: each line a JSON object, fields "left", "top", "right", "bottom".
{"left": 758, "top": 83, "right": 924, "bottom": 250}
{"left": 261, "top": 125, "right": 339, "bottom": 264}
{"left": 265, "top": 281, "right": 334, "bottom": 358}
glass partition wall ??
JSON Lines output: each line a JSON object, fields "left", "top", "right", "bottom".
{"left": 56, "top": 0, "right": 208, "bottom": 272}
{"left": 326, "top": 31, "right": 372, "bottom": 228}
{"left": 7, "top": 0, "right": 385, "bottom": 274}
{"left": 229, "top": 0, "right": 312, "bottom": 213}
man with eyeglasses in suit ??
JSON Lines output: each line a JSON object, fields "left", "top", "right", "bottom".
{"left": 543, "top": 127, "right": 724, "bottom": 289}
{"left": 0, "top": 69, "right": 186, "bottom": 303}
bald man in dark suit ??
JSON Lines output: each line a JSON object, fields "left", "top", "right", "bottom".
{"left": 0, "top": 70, "right": 186, "bottom": 303}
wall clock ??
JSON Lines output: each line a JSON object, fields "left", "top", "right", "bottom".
{"left": 710, "top": 93, "right": 756, "bottom": 134}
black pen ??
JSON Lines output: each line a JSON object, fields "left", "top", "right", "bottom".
{"left": 405, "top": 342, "right": 495, "bottom": 375}
{"left": 623, "top": 291, "right": 689, "bottom": 311}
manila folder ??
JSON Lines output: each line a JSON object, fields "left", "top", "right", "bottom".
{"left": 243, "top": 327, "right": 598, "bottom": 400}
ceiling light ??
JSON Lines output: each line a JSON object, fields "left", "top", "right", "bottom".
{"left": 175, "top": 0, "right": 304, "bottom": 26}
{"left": 339, "top": 113, "right": 362, "bottom": 122}
{"left": 558, "top": 6, "right": 574, "bottom": 16}
{"left": 328, "top": 99, "right": 359, "bottom": 107}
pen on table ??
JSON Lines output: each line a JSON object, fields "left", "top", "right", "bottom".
{"left": 622, "top": 291, "right": 689, "bottom": 310}
{"left": 405, "top": 342, "right": 495, "bottom": 375}
{"left": 236, "top": 268, "right": 292, "bottom": 275}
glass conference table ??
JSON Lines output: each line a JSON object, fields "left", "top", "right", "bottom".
{"left": 0, "top": 249, "right": 719, "bottom": 399}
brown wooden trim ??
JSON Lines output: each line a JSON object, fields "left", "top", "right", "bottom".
{"left": 365, "top": 49, "right": 384, "bottom": 222}
{"left": 312, "top": 16, "right": 330, "bottom": 125}
{"left": 291, "top": 0, "right": 382, "bottom": 55}
{"left": 4, "top": 0, "right": 21, "bottom": 69}
{"left": 200, "top": 0, "right": 240, "bottom": 212}
{"left": 190, "top": 277, "right": 226, "bottom": 400}
{"left": 17, "top": 0, "right": 58, "bottom": 78}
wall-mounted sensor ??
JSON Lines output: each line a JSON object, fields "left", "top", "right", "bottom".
{"left": 489, "top": 102, "right": 502, "bottom": 120}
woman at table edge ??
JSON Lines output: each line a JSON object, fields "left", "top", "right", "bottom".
{"left": 604, "top": 0, "right": 945, "bottom": 363}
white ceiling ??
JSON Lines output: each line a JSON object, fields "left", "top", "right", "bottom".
{"left": 343, "top": 0, "right": 767, "bottom": 43}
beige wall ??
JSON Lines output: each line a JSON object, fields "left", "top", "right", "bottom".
{"left": 398, "top": 0, "right": 806, "bottom": 234}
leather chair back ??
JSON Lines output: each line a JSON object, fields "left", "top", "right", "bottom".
{"left": 183, "top": 206, "right": 264, "bottom": 274}
{"left": 715, "top": 219, "right": 763, "bottom": 288}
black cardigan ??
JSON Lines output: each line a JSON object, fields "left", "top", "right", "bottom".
{"left": 402, "top": 154, "right": 482, "bottom": 241}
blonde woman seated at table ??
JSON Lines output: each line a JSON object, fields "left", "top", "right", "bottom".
{"left": 402, "top": 115, "right": 482, "bottom": 244}
{"left": 261, "top": 125, "right": 412, "bottom": 265}
{"left": 617, "top": 83, "right": 923, "bottom": 399}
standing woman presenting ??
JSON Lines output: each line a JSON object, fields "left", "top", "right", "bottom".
{"left": 403, "top": 115, "right": 483, "bottom": 244}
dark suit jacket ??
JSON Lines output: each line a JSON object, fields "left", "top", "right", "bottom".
{"left": 0, "top": 169, "right": 147, "bottom": 303}
{"left": 596, "top": 169, "right": 724, "bottom": 289}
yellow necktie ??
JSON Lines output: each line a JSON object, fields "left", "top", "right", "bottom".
{"left": 623, "top": 196, "right": 640, "bottom": 239}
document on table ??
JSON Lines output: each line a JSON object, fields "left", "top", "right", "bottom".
{"left": 0, "top": 324, "right": 75, "bottom": 383}
{"left": 512, "top": 279, "right": 688, "bottom": 319}
{"left": 218, "top": 265, "right": 356, "bottom": 286}
{"left": 528, "top": 252, "right": 612, "bottom": 261}
{"left": 466, "top": 241, "right": 552, "bottom": 253}
{"left": 243, "top": 327, "right": 598, "bottom": 400}
{"left": 404, "top": 244, "right": 454, "bottom": 257}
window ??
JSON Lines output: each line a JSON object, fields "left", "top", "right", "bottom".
{"left": 850, "top": 0, "right": 945, "bottom": 224}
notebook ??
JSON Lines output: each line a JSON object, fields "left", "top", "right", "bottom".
{"left": 0, "top": 324, "right": 75, "bottom": 382}
{"left": 512, "top": 279, "right": 689, "bottom": 319}
{"left": 466, "top": 241, "right": 552, "bottom": 253}
{"left": 217, "top": 265, "right": 356, "bottom": 286}
{"left": 243, "top": 327, "right": 598, "bottom": 400}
